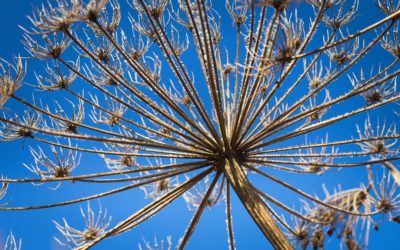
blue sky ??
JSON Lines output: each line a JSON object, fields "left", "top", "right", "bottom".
{"left": 0, "top": 1, "right": 399, "bottom": 250}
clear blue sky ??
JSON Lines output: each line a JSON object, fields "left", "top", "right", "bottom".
{"left": 0, "top": 1, "right": 399, "bottom": 250}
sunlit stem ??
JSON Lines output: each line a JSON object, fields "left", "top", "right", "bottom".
{"left": 223, "top": 158, "right": 293, "bottom": 250}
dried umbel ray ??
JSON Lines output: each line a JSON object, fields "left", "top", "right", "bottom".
{"left": 0, "top": 0, "right": 399, "bottom": 249}
{"left": 3, "top": 231, "right": 22, "bottom": 250}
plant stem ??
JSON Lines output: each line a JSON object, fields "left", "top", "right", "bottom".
{"left": 224, "top": 158, "right": 294, "bottom": 250}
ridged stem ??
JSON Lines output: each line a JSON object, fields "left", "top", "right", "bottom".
{"left": 224, "top": 158, "right": 294, "bottom": 250}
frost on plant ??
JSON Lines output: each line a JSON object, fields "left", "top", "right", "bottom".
{"left": 3, "top": 231, "right": 22, "bottom": 250}
{"left": 54, "top": 203, "right": 111, "bottom": 248}
{"left": 0, "top": 0, "right": 399, "bottom": 249}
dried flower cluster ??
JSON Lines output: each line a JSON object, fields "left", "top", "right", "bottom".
{"left": 0, "top": 0, "right": 399, "bottom": 249}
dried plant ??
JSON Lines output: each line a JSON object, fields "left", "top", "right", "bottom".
{"left": 0, "top": 0, "right": 399, "bottom": 249}
{"left": 0, "top": 58, "right": 24, "bottom": 109}
{"left": 2, "top": 231, "right": 22, "bottom": 250}
{"left": 138, "top": 236, "right": 173, "bottom": 250}
{"left": 54, "top": 203, "right": 112, "bottom": 248}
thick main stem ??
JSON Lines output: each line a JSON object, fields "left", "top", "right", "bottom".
{"left": 224, "top": 158, "right": 293, "bottom": 250}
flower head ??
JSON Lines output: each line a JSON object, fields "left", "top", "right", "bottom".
{"left": 356, "top": 117, "right": 398, "bottom": 159}
{"left": 24, "top": 144, "right": 81, "bottom": 181}
{"left": 0, "top": 58, "right": 24, "bottom": 108}
{"left": 0, "top": 110, "right": 41, "bottom": 141}
{"left": 376, "top": 0, "right": 400, "bottom": 16}
{"left": 100, "top": 144, "right": 138, "bottom": 170}
{"left": 381, "top": 23, "right": 400, "bottom": 58}
{"left": 138, "top": 236, "right": 173, "bottom": 250}
{"left": 361, "top": 78, "right": 397, "bottom": 106}
{"left": 23, "top": 33, "right": 71, "bottom": 59}
{"left": 322, "top": 0, "right": 358, "bottom": 29}
{"left": 90, "top": 94, "right": 127, "bottom": 126}
{"left": 326, "top": 34, "right": 359, "bottom": 65}
{"left": 1, "top": 1, "right": 399, "bottom": 249}
{"left": 27, "top": 0, "right": 80, "bottom": 33}
{"left": 183, "top": 175, "right": 224, "bottom": 210}
{"left": 35, "top": 64, "right": 77, "bottom": 90}
{"left": 54, "top": 203, "right": 111, "bottom": 248}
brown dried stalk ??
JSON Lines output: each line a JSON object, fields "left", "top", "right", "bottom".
{"left": 0, "top": 0, "right": 399, "bottom": 249}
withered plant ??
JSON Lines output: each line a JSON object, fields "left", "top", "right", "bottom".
{"left": 0, "top": 0, "right": 399, "bottom": 249}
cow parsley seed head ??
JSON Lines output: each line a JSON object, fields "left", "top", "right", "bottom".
{"left": 326, "top": 35, "right": 359, "bottom": 65}
{"left": 138, "top": 236, "right": 173, "bottom": 250}
{"left": 76, "top": 0, "right": 110, "bottom": 22}
{"left": 90, "top": 94, "right": 127, "bottom": 126}
{"left": 100, "top": 144, "right": 138, "bottom": 170}
{"left": 54, "top": 203, "right": 111, "bottom": 248}
{"left": 24, "top": 144, "right": 81, "bottom": 181}
{"left": 254, "top": 0, "right": 291, "bottom": 12}
{"left": 306, "top": 0, "right": 345, "bottom": 9}
{"left": 140, "top": 160, "right": 180, "bottom": 199}
{"left": 322, "top": 0, "right": 358, "bottom": 29}
{"left": 226, "top": 0, "right": 248, "bottom": 25}
{"left": 27, "top": 0, "right": 80, "bottom": 34}
{"left": 0, "top": 110, "right": 41, "bottom": 141}
{"left": 375, "top": 0, "right": 400, "bottom": 16}
{"left": 0, "top": 58, "right": 24, "bottom": 108}
{"left": 1, "top": 1, "right": 400, "bottom": 249}
{"left": 305, "top": 60, "right": 332, "bottom": 90}
{"left": 23, "top": 33, "right": 72, "bottom": 59}
{"left": 356, "top": 117, "right": 398, "bottom": 158}
{"left": 381, "top": 23, "right": 400, "bottom": 58}
{"left": 361, "top": 78, "right": 397, "bottom": 106}
{"left": 35, "top": 64, "right": 77, "bottom": 91}
{"left": 369, "top": 171, "right": 400, "bottom": 225}
{"left": 273, "top": 12, "right": 304, "bottom": 65}
{"left": 183, "top": 175, "right": 224, "bottom": 210}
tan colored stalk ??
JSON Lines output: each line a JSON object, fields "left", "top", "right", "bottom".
{"left": 224, "top": 158, "right": 294, "bottom": 250}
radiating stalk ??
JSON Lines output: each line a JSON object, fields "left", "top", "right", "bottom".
{"left": 223, "top": 158, "right": 293, "bottom": 250}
